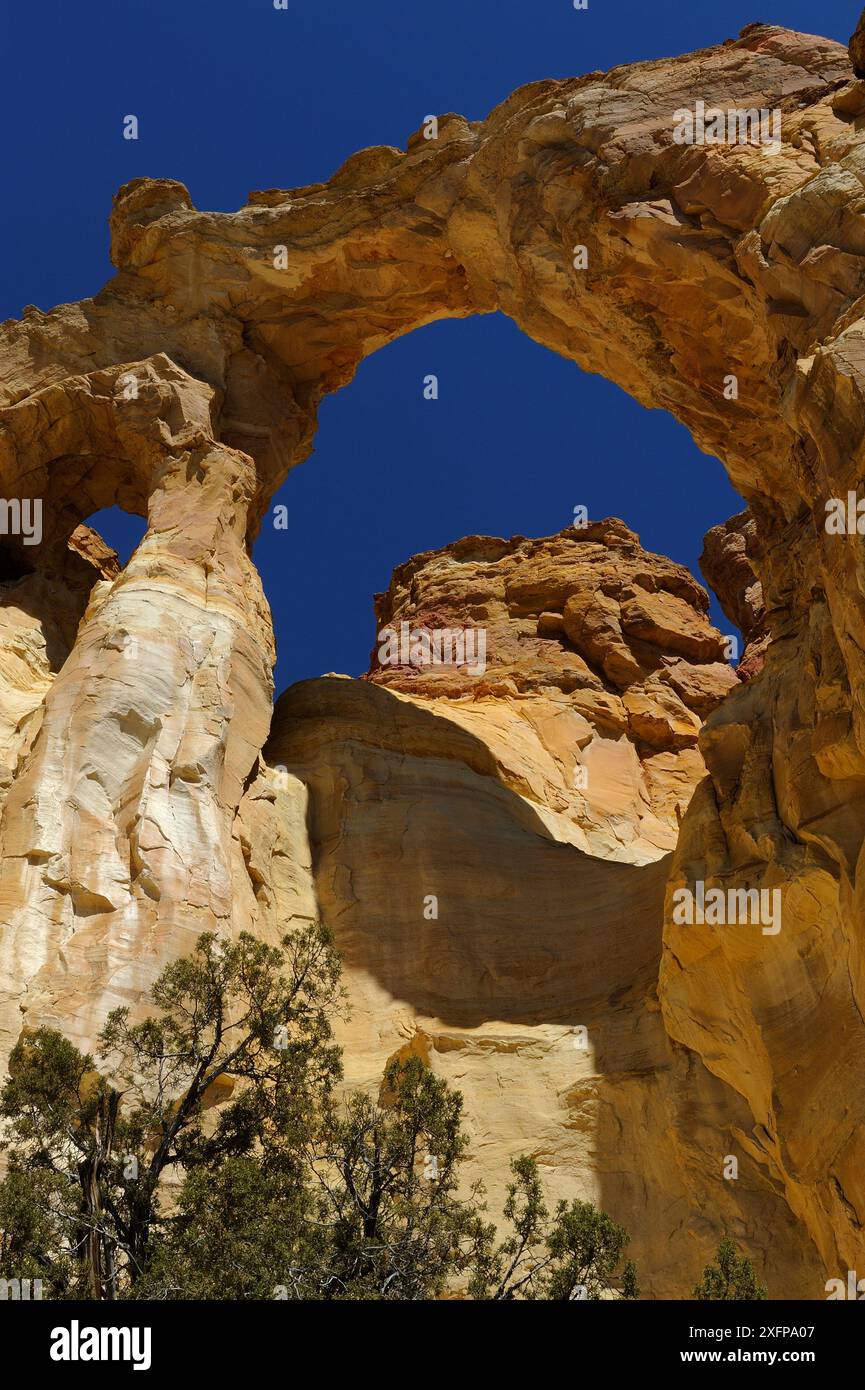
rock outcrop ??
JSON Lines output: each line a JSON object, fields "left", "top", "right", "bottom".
{"left": 699, "top": 508, "right": 769, "bottom": 678}
{"left": 2, "top": 19, "right": 865, "bottom": 1296}
{"left": 257, "top": 526, "right": 818, "bottom": 1297}
{"left": 850, "top": 7, "right": 865, "bottom": 78}
{"left": 364, "top": 522, "right": 737, "bottom": 860}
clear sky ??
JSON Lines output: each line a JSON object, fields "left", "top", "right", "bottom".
{"left": 2, "top": 0, "right": 851, "bottom": 692}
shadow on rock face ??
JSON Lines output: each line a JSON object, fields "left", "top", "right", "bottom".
{"left": 267, "top": 676, "right": 669, "bottom": 1028}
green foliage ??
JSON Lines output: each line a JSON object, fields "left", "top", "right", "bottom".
{"left": 0, "top": 925, "right": 344, "bottom": 1298}
{"left": 693, "top": 1237, "right": 767, "bottom": 1300}
{"left": 134, "top": 1156, "right": 318, "bottom": 1300}
{"left": 0, "top": 926, "right": 640, "bottom": 1301}
{"left": 0, "top": 1162, "right": 77, "bottom": 1295}
{"left": 469, "top": 1155, "right": 639, "bottom": 1300}
{"left": 308, "top": 1055, "right": 493, "bottom": 1299}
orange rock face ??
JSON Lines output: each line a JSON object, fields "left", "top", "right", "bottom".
{"left": 2, "top": 20, "right": 865, "bottom": 1295}
{"left": 260, "top": 528, "right": 818, "bottom": 1298}
{"left": 700, "top": 508, "right": 769, "bottom": 679}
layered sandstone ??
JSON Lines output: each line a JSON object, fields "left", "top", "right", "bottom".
{"left": 257, "top": 527, "right": 819, "bottom": 1296}
{"left": 364, "top": 521, "right": 737, "bottom": 861}
{"left": 2, "top": 18, "right": 865, "bottom": 1296}
{"left": 699, "top": 508, "right": 770, "bottom": 678}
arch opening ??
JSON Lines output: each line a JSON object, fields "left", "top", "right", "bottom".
{"left": 85, "top": 506, "right": 147, "bottom": 568}
{"left": 255, "top": 312, "right": 746, "bottom": 695}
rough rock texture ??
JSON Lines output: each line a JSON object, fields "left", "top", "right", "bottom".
{"left": 2, "top": 20, "right": 865, "bottom": 1295}
{"left": 258, "top": 530, "right": 819, "bottom": 1297}
{"left": 0, "top": 361, "right": 275, "bottom": 1057}
{"left": 699, "top": 507, "right": 770, "bottom": 678}
{"left": 850, "top": 5, "right": 865, "bottom": 79}
{"left": 364, "top": 522, "right": 737, "bottom": 861}
{"left": 0, "top": 526, "right": 118, "bottom": 805}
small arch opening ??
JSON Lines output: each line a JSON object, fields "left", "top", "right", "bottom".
{"left": 84, "top": 506, "right": 147, "bottom": 568}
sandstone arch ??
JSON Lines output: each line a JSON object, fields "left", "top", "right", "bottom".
{"left": 1, "top": 21, "right": 865, "bottom": 1294}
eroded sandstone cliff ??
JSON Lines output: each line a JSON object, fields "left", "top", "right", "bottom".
{"left": 258, "top": 526, "right": 818, "bottom": 1297}
{"left": 2, "top": 19, "right": 865, "bottom": 1296}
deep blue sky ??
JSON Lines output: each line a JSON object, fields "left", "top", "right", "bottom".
{"left": 2, "top": 1, "right": 851, "bottom": 692}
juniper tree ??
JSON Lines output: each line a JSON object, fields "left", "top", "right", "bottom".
{"left": 0, "top": 924, "right": 344, "bottom": 1298}
{"left": 469, "top": 1155, "right": 639, "bottom": 1301}
{"left": 0, "top": 928, "right": 641, "bottom": 1302}
{"left": 693, "top": 1237, "right": 767, "bottom": 1300}
{"left": 305, "top": 1055, "right": 494, "bottom": 1299}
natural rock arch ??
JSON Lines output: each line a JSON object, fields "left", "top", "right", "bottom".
{"left": 2, "top": 21, "right": 865, "bottom": 1292}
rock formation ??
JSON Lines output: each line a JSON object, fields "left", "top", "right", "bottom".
{"left": 262, "top": 526, "right": 817, "bottom": 1297}
{"left": 699, "top": 507, "right": 769, "bottom": 678}
{"left": 2, "top": 18, "right": 865, "bottom": 1295}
